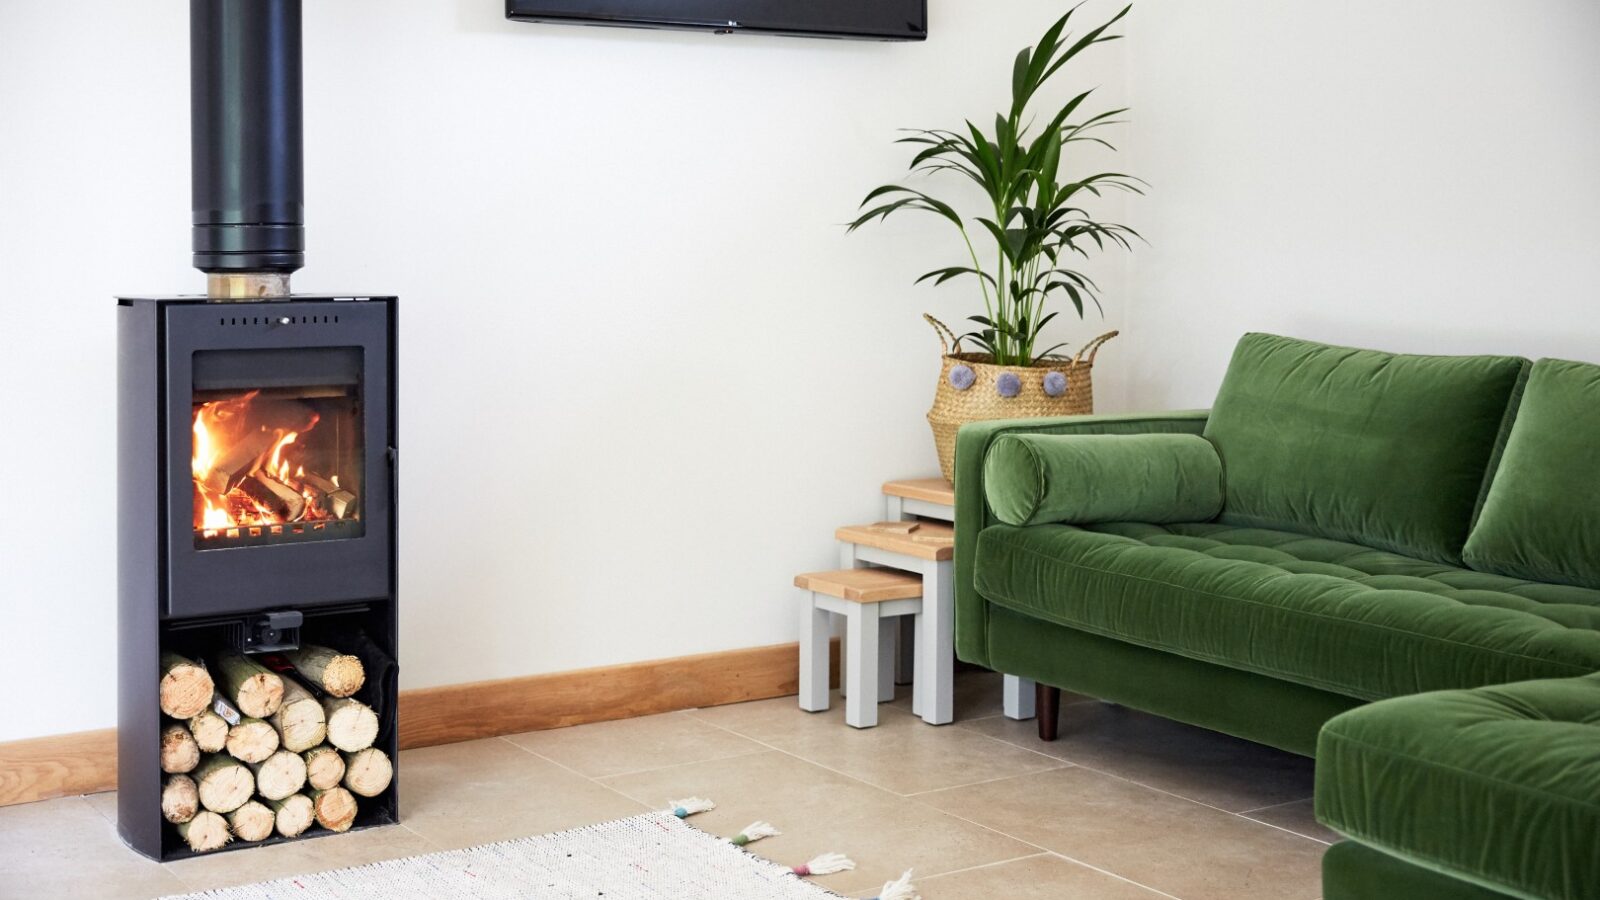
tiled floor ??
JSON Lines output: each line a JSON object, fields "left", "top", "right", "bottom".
{"left": 0, "top": 672, "right": 1332, "bottom": 899}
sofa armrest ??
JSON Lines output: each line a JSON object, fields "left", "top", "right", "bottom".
{"left": 954, "top": 411, "right": 1210, "bottom": 667}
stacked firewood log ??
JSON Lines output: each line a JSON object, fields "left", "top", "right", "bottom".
{"left": 157, "top": 645, "right": 390, "bottom": 852}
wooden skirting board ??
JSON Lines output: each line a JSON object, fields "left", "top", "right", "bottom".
{"left": 0, "top": 639, "right": 839, "bottom": 808}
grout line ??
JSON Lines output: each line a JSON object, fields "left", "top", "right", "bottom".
{"left": 912, "top": 851, "right": 1051, "bottom": 881}
{"left": 902, "top": 763, "right": 1075, "bottom": 798}
{"left": 1236, "top": 797, "right": 1316, "bottom": 815}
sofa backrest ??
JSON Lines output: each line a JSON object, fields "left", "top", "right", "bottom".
{"left": 1204, "top": 333, "right": 1529, "bottom": 564}
{"left": 1464, "top": 358, "right": 1600, "bottom": 589}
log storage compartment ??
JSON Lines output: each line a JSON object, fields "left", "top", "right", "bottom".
{"left": 117, "top": 298, "right": 398, "bottom": 861}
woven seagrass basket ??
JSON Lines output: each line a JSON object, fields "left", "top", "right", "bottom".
{"left": 925, "top": 314, "right": 1117, "bottom": 483}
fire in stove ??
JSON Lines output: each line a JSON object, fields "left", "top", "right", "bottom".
{"left": 191, "top": 390, "right": 362, "bottom": 545}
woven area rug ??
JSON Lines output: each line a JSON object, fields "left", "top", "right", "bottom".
{"left": 162, "top": 812, "right": 847, "bottom": 900}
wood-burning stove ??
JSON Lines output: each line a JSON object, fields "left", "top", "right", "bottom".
{"left": 117, "top": 0, "right": 399, "bottom": 861}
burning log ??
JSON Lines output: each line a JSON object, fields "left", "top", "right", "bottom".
{"left": 283, "top": 644, "right": 365, "bottom": 698}
{"left": 321, "top": 697, "right": 379, "bottom": 752}
{"left": 242, "top": 471, "right": 306, "bottom": 521}
{"left": 162, "top": 774, "right": 200, "bottom": 824}
{"left": 187, "top": 708, "right": 230, "bottom": 753}
{"left": 160, "top": 724, "right": 200, "bottom": 774}
{"left": 303, "top": 745, "right": 346, "bottom": 790}
{"left": 197, "top": 428, "right": 277, "bottom": 496}
{"left": 225, "top": 717, "right": 280, "bottom": 764}
{"left": 302, "top": 472, "right": 356, "bottom": 520}
{"left": 217, "top": 653, "right": 284, "bottom": 718}
{"left": 340, "top": 748, "right": 393, "bottom": 798}
{"left": 159, "top": 653, "right": 214, "bottom": 719}
{"left": 265, "top": 794, "right": 316, "bottom": 838}
{"left": 271, "top": 678, "right": 327, "bottom": 752}
{"left": 176, "top": 810, "right": 231, "bottom": 853}
{"left": 308, "top": 786, "right": 358, "bottom": 832}
{"left": 249, "top": 749, "right": 308, "bottom": 801}
{"left": 226, "top": 800, "right": 276, "bottom": 843}
{"left": 194, "top": 754, "right": 255, "bottom": 814}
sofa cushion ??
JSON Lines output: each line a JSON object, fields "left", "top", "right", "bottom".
{"left": 1204, "top": 333, "right": 1528, "bottom": 565}
{"left": 973, "top": 521, "right": 1600, "bottom": 701}
{"left": 1465, "top": 358, "right": 1600, "bottom": 590}
{"left": 983, "top": 433, "right": 1224, "bottom": 527}
{"left": 1316, "top": 673, "right": 1600, "bottom": 900}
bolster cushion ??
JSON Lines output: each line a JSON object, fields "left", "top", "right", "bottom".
{"left": 983, "top": 433, "right": 1225, "bottom": 527}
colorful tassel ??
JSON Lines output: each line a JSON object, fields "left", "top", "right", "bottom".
{"left": 792, "top": 852, "right": 855, "bottom": 876}
{"left": 730, "top": 821, "right": 780, "bottom": 846}
{"left": 666, "top": 797, "right": 715, "bottom": 819}
{"left": 870, "top": 870, "right": 919, "bottom": 900}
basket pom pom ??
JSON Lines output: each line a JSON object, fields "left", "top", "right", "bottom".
{"left": 996, "top": 372, "right": 1022, "bottom": 398}
{"left": 873, "top": 870, "right": 920, "bottom": 900}
{"left": 948, "top": 364, "right": 976, "bottom": 391}
{"left": 1043, "top": 370, "right": 1068, "bottom": 397}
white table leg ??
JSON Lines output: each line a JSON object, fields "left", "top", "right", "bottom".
{"left": 844, "top": 603, "right": 880, "bottom": 728}
{"left": 1003, "top": 674, "right": 1036, "bottom": 720}
{"left": 878, "top": 616, "right": 896, "bottom": 702}
{"left": 917, "top": 559, "right": 954, "bottom": 725}
{"left": 798, "top": 593, "right": 831, "bottom": 713}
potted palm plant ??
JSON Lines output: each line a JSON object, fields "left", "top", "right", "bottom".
{"left": 850, "top": 5, "right": 1140, "bottom": 481}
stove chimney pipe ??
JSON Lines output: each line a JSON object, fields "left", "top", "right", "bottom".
{"left": 191, "top": 0, "right": 304, "bottom": 296}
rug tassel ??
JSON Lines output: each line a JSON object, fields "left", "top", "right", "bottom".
{"left": 792, "top": 852, "right": 855, "bottom": 876}
{"left": 870, "top": 869, "right": 920, "bottom": 900}
{"left": 666, "top": 797, "right": 715, "bottom": 819}
{"left": 730, "top": 821, "right": 781, "bottom": 846}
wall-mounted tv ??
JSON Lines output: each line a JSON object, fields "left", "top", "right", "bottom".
{"left": 506, "top": 1, "right": 927, "bottom": 41}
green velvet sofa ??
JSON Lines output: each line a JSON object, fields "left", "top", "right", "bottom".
{"left": 954, "top": 333, "right": 1600, "bottom": 900}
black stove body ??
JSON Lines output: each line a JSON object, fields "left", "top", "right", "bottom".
{"left": 117, "top": 0, "right": 399, "bottom": 861}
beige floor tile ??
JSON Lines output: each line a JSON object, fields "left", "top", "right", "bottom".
{"left": 0, "top": 795, "right": 189, "bottom": 900}
{"left": 1241, "top": 798, "right": 1339, "bottom": 844}
{"left": 83, "top": 788, "right": 119, "bottom": 823}
{"left": 921, "top": 767, "right": 1325, "bottom": 900}
{"left": 398, "top": 737, "right": 646, "bottom": 850}
{"left": 600, "top": 749, "right": 1038, "bottom": 895}
{"left": 886, "top": 669, "right": 1015, "bottom": 721}
{"left": 506, "top": 710, "right": 766, "bottom": 778}
{"left": 166, "top": 822, "right": 436, "bottom": 892}
{"left": 917, "top": 853, "right": 1171, "bottom": 899}
{"left": 961, "top": 703, "right": 1315, "bottom": 812}
{"left": 686, "top": 691, "right": 865, "bottom": 743}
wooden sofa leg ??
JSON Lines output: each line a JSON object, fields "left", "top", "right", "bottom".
{"left": 1037, "top": 684, "right": 1061, "bottom": 741}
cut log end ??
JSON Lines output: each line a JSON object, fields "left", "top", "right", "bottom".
{"left": 310, "top": 787, "right": 358, "bottom": 833}
{"left": 286, "top": 645, "right": 367, "bottom": 698}
{"left": 303, "top": 745, "right": 346, "bottom": 791}
{"left": 159, "top": 654, "right": 215, "bottom": 720}
{"left": 187, "top": 710, "right": 230, "bottom": 753}
{"left": 251, "top": 749, "right": 309, "bottom": 801}
{"left": 219, "top": 654, "right": 285, "bottom": 718}
{"left": 272, "top": 681, "right": 328, "bottom": 752}
{"left": 195, "top": 755, "right": 256, "bottom": 814}
{"left": 160, "top": 725, "right": 200, "bottom": 775}
{"left": 323, "top": 698, "right": 380, "bottom": 752}
{"left": 161, "top": 775, "right": 199, "bottom": 824}
{"left": 340, "top": 748, "right": 393, "bottom": 798}
{"left": 176, "top": 810, "right": 231, "bottom": 853}
{"left": 265, "top": 794, "right": 316, "bottom": 838}
{"left": 225, "top": 718, "right": 280, "bottom": 764}
{"left": 227, "top": 800, "right": 276, "bottom": 843}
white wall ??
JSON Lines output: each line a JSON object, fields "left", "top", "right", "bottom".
{"left": 1122, "top": 0, "right": 1600, "bottom": 408}
{"left": 0, "top": 0, "right": 1130, "bottom": 742}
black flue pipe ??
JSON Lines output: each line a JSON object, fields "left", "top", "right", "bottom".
{"left": 191, "top": 0, "right": 304, "bottom": 274}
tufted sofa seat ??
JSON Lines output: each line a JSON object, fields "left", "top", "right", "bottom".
{"left": 974, "top": 521, "right": 1600, "bottom": 702}
{"left": 1316, "top": 672, "right": 1600, "bottom": 900}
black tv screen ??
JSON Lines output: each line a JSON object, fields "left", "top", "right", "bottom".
{"left": 506, "top": 0, "right": 927, "bottom": 41}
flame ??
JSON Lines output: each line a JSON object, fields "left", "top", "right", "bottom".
{"left": 191, "top": 394, "right": 351, "bottom": 536}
